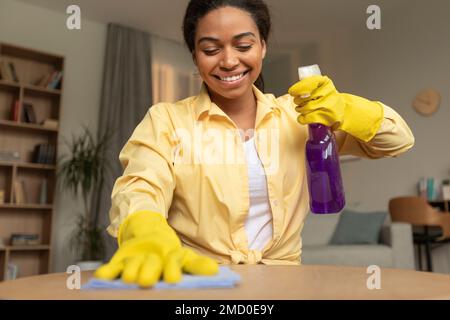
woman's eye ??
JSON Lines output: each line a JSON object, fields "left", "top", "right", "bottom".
{"left": 237, "top": 45, "right": 252, "bottom": 51}
{"left": 202, "top": 45, "right": 252, "bottom": 55}
{"left": 203, "top": 49, "right": 219, "bottom": 55}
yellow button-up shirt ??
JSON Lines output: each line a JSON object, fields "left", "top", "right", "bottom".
{"left": 107, "top": 84, "right": 414, "bottom": 265}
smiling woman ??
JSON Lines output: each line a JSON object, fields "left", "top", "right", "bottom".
{"left": 185, "top": 4, "right": 268, "bottom": 123}
{"left": 183, "top": 1, "right": 270, "bottom": 89}
{"left": 96, "top": 0, "right": 415, "bottom": 289}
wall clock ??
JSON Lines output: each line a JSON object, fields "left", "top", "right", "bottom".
{"left": 412, "top": 89, "right": 441, "bottom": 116}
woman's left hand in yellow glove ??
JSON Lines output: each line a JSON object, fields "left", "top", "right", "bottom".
{"left": 288, "top": 75, "right": 384, "bottom": 142}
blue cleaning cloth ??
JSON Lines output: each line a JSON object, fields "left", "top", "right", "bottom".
{"left": 82, "top": 266, "right": 240, "bottom": 290}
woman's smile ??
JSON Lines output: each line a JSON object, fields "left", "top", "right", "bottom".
{"left": 213, "top": 70, "right": 251, "bottom": 87}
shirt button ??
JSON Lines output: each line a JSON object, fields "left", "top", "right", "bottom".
{"left": 273, "top": 200, "right": 278, "bottom": 207}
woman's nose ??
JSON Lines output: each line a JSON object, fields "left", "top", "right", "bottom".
{"left": 219, "top": 48, "right": 239, "bottom": 69}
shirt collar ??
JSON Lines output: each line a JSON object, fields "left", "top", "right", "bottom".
{"left": 192, "top": 82, "right": 281, "bottom": 121}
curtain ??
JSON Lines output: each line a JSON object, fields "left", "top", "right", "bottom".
{"left": 92, "top": 23, "right": 153, "bottom": 260}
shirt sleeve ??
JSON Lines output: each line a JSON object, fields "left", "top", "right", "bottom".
{"left": 107, "top": 103, "right": 176, "bottom": 237}
{"left": 335, "top": 103, "right": 415, "bottom": 159}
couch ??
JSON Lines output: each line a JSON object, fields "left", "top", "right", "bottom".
{"left": 301, "top": 212, "right": 415, "bottom": 269}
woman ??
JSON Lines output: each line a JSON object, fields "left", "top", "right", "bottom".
{"left": 95, "top": 0, "right": 414, "bottom": 287}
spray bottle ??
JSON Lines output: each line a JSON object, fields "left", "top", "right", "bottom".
{"left": 298, "top": 64, "right": 345, "bottom": 213}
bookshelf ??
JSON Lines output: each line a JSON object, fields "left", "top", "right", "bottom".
{"left": 0, "top": 43, "right": 63, "bottom": 281}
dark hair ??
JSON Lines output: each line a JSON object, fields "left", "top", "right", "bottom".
{"left": 182, "top": 0, "right": 271, "bottom": 92}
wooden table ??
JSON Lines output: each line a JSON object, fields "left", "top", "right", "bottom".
{"left": 0, "top": 265, "right": 449, "bottom": 300}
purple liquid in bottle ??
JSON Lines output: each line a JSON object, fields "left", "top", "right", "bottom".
{"left": 306, "top": 123, "right": 345, "bottom": 213}
{"left": 298, "top": 65, "right": 345, "bottom": 214}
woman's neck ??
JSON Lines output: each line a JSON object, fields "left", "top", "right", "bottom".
{"left": 209, "top": 87, "right": 257, "bottom": 129}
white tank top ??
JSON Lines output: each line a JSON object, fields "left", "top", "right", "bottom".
{"left": 243, "top": 137, "right": 273, "bottom": 251}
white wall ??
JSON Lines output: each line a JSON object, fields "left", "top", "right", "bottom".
{"left": 151, "top": 35, "right": 195, "bottom": 73}
{"left": 264, "top": 1, "right": 450, "bottom": 273}
{"left": 338, "top": 1, "right": 450, "bottom": 273}
{"left": 337, "top": 2, "right": 450, "bottom": 213}
{"left": 0, "top": 0, "right": 106, "bottom": 272}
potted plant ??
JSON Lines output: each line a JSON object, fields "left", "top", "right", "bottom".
{"left": 58, "top": 126, "right": 111, "bottom": 270}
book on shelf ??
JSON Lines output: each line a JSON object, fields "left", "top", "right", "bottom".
{"left": 33, "top": 143, "right": 55, "bottom": 164}
{"left": 35, "top": 73, "right": 52, "bottom": 87}
{"left": 8, "top": 62, "right": 20, "bottom": 82}
{"left": 13, "top": 180, "right": 28, "bottom": 204}
{"left": 0, "top": 60, "right": 6, "bottom": 80}
{"left": 0, "top": 59, "right": 14, "bottom": 81}
{"left": 0, "top": 150, "right": 20, "bottom": 162}
{"left": 41, "top": 118, "right": 59, "bottom": 129}
{"left": 22, "top": 102, "right": 37, "bottom": 124}
{"left": 33, "top": 144, "right": 44, "bottom": 164}
{"left": 10, "top": 99, "right": 20, "bottom": 121}
{"left": 47, "top": 70, "right": 63, "bottom": 89}
{"left": 47, "top": 144, "right": 55, "bottom": 164}
{"left": 35, "top": 70, "right": 63, "bottom": 89}
{"left": 10, "top": 233, "right": 41, "bottom": 246}
{"left": 0, "top": 189, "right": 5, "bottom": 204}
{"left": 46, "top": 70, "right": 58, "bottom": 86}
{"left": 39, "top": 179, "right": 48, "bottom": 204}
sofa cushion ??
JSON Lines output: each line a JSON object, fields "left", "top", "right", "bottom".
{"left": 301, "top": 244, "right": 394, "bottom": 268}
{"left": 330, "top": 210, "right": 387, "bottom": 245}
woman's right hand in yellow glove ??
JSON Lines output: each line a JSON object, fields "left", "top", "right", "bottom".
{"left": 94, "top": 210, "right": 219, "bottom": 288}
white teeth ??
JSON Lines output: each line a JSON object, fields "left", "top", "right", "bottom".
{"left": 220, "top": 73, "right": 244, "bottom": 82}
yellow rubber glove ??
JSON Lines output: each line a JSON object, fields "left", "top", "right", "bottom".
{"left": 94, "top": 210, "right": 219, "bottom": 288}
{"left": 288, "top": 75, "right": 384, "bottom": 142}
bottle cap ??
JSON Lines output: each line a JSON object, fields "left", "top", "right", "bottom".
{"left": 298, "top": 64, "right": 322, "bottom": 80}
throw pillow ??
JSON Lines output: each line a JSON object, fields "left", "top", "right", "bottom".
{"left": 329, "top": 210, "right": 387, "bottom": 245}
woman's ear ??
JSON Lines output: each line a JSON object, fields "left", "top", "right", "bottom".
{"left": 261, "top": 40, "right": 267, "bottom": 60}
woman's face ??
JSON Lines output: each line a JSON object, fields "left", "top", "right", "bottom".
{"left": 193, "top": 6, "right": 266, "bottom": 101}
